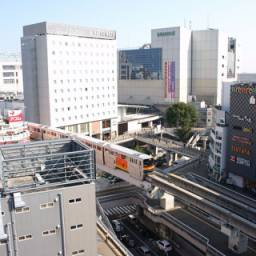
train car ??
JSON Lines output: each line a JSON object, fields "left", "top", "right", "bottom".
{"left": 28, "top": 123, "right": 154, "bottom": 181}
{"left": 28, "top": 123, "right": 70, "bottom": 140}
{"left": 104, "top": 143, "right": 154, "bottom": 181}
{"left": 77, "top": 135, "right": 108, "bottom": 166}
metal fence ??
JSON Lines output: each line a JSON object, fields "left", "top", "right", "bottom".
{"left": 0, "top": 139, "right": 95, "bottom": 192}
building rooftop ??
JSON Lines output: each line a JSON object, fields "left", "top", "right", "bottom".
{"left": 0, "top": 138, "right": 95, "bottom": 193}
{"left": 23, "top": 22, "right": 116, "bottom": 40}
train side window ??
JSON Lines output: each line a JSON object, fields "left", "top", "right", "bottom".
{"left": 139, "top": 161, "right": 141, "bottom": 166}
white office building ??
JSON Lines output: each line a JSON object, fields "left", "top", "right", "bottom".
{"left": 21, "top": 22, "right": 118, "bottom": 139}
{"left": 192, "top": 29, "right": 239, "bottom": 105}
{"left": 118, "top": 27, "right": 238, "bottom": 106}
{"left": 0, "top": 53, "right": 23, "bottom": 96}
{"left": 151, "top": 27, "right": 192, "bottom": 103}
{"left": 208, "top": 83, "right": 231, "bottom": 180}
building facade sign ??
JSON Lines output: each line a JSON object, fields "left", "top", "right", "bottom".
{"left": 157, "top": 31, "right": 175, "bottom": 37}
{"left": 231, "top": 86, "right": 256, "bottom": 95}
{"left": 231, "top": 145, "right": 250, "bottom": 156}
{"left": 232, "top": 136, "right": 251, "bottom": 145}
{"left": 164, "top": 61, "right": 175, "bottom": 99}
{"left": 7, "top": 110, "right": 23, "bottom": 123}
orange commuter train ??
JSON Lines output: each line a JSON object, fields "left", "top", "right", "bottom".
{"left": 28, "top": 123, "right": 155, "bottom": 180}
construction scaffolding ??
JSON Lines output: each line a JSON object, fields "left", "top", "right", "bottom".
{"left": 0, "top": 138, "right": 95, "bottom": 193}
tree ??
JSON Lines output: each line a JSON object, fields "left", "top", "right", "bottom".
{"left": 166, "top": 103, "right": 197, "bottom": 141}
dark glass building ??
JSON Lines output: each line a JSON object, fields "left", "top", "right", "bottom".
{"left": 119, "top": 48, "right": 162, "bottom": 80}
{"left": 226, "top": 83, "right": 256, "bottom": 183}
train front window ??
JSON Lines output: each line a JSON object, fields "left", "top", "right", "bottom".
{"left": 143, "top": 158, "right": 154, "bottom": 167}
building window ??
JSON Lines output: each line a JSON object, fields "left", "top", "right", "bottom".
{"left": 72, "top": 249, "right": 85, "bottom": 255}
{"left": 15, "top": 207, "right": 30, "bottom": 214}
{"left": 40, "top": 202, "right": 54, "bottom": 209}
{"left": 2, "top": 65, "right": 15, "bottom": 70}
{"left": 3, "top": 79, "right": 15, "bottom": 84}
{"left": 42, "top": 229, "right": 56, "bottom": 236}
{"left": 18, "top": 234, "right": 32, "bottom": 241}
{"left": 3, "top": 72, "right": 14, "bottom": 77}
{"left": 69, "top": 198, "right": 82, "bottom": 204}
{"left": 70, "top": 224, "right": 83, "bottom": 230}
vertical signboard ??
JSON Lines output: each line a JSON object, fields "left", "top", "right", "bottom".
{"left": 171, "top": 61, "right": 175, "bottom": 98}
{"left": 165, "top": 61, "right": 176, "bottom": 99}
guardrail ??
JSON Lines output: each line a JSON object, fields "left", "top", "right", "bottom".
{"left": 97, "top": 219, "right": 133, "bottom": 256}
{"left": 190, "top": 173, "right": 256, "bottom": 210}
{"left": 147, "top": 173, "right": 256, "bottom": 240}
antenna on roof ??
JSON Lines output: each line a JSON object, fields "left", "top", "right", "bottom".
{"left": 206, "top": 14, "right": 210, "bottom": 29}
{"left": 189, "top": 20, "right": 192, "bottom": 30}
{"left": 184, "top": 18, "right": 187, "bottom": 28}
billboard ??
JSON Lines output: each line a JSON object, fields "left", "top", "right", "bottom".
{"left": 7, "top": 110, "right": 23, "bottom": 123}
{"left": 165, "top": 61, "right": 175, "bottom": 99}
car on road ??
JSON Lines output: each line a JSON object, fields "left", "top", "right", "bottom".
{"left": 156, "top": 240, "right": 173, "bottom": 252}
{"left": 110, "top": 177, "right": 122, "bottom": 184}
{"left": 120, "top": 234, "right": 135, "bottom": 247}
{"left": 128, "top": 214, "right": 136, "bottom": 223}
{"left": 112, "top": 220, "right": 122, "bottom": 232}
{"left": 138, "top": 245, "right": 151, "bottom": 255}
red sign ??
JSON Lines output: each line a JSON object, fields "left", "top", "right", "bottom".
{"left": 7, "top": 110, "right": 23, "bottom": 123}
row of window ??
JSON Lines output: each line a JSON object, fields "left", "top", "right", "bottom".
{"left": 18, "top": 234, "right": 32, "bottom": 241}
{"left": 2, "top": 65, "right": 16, "bottom": 70}
{"left": 54, "top": 96, "right": 116, "bottom": 103}
{"left": 15, "top": 207, "right": 30, "bottom": 214}
{"left": 56, "top": 103, "right": 112, "bottom": 112}
{"left": 51, "top": 40, "right": 114, "bottom": 48}
{"left": 52, "top": 50, "right": 115, "bottom": 57}
{"left": 15, "top": 202, "right": 54, "bottom": 214}
{"left": 15, "top": 198, "right": 81, "bottom": 214}
{"left": 52, "top": 77, "right": 115, "bottom": 84}
{"left": 55, "top": 111, "right": 116, "bottom": 123}
{"left": 2, "top": 72, "right": 19, "bottom": 77}
{"left": 42, "top": 229, "right": 56, "bottom": 236}
{"left": 3, "top": 79, "right": 15, "bottom": 84}
{"left": 69, "top": 198, "right": 82, "bottom": 204}
{"left": 52, "top": 68, "right": 114, "bottom": 74}
{"left": 72, "top": 249, "right": 85, "bottom": 255}
{"left": 54, "top": 86, "right": 115, "bottom": 93}
{"left": 40, "top": 202, "right": 54, "bottom": 209}
{"left": 70, "top": 224, "right": 83, "bottom": 230}
{"left": 52, "top": 63, "right": 115, "bottom": 70}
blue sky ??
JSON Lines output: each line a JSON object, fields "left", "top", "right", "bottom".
{"left": 1, "top": 0, "right": 256, "bottom": 72}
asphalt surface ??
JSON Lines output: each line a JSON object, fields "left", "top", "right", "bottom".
{"left": 113, "top": 217, "right": 180, "bottom": 256}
